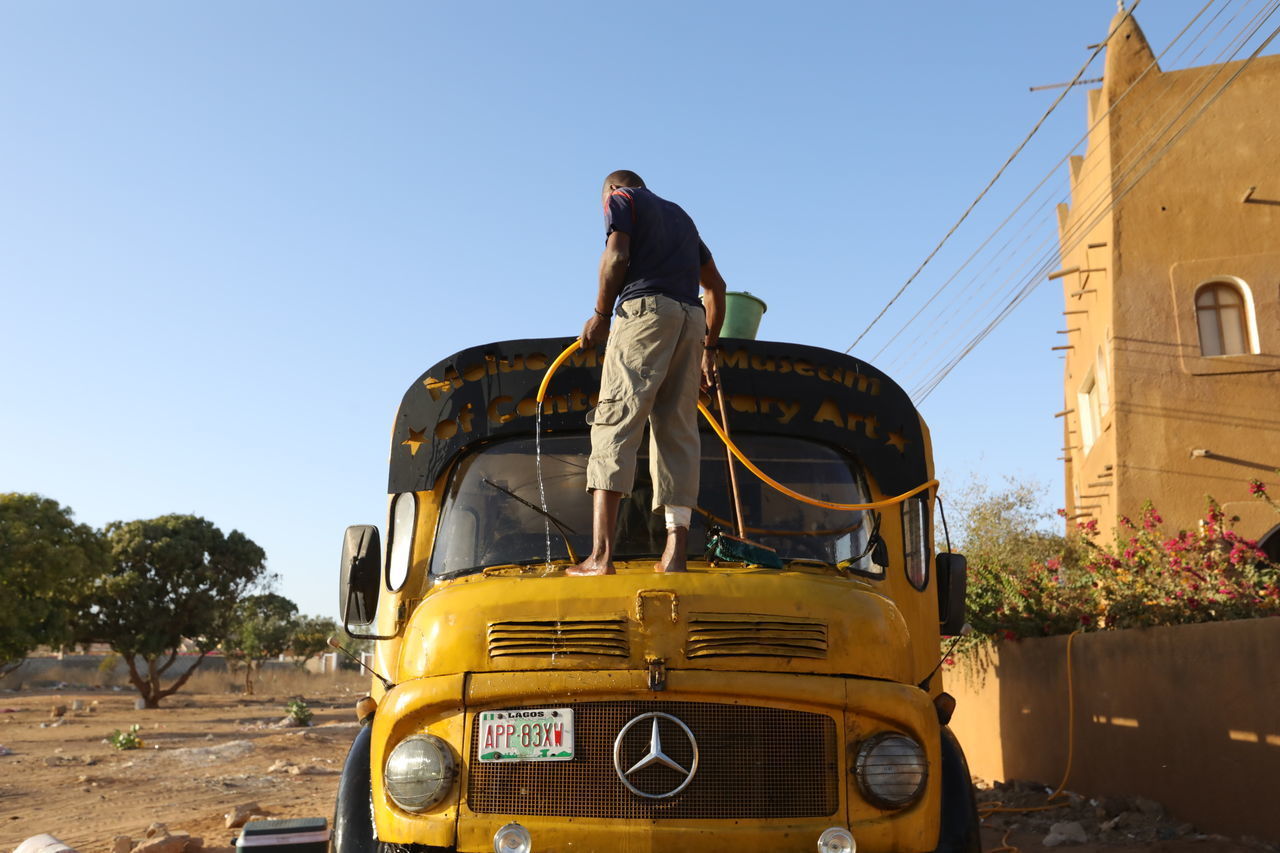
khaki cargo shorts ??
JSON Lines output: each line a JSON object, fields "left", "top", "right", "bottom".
{"left": 586, "top": 294, "right": 705, "bottom": 511}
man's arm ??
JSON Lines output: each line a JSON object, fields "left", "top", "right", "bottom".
{"left": 580, "top": 230, "right": 630, "bottom": 349}
{"left": 699, "top": 256, "right": 727, "bottom": 390}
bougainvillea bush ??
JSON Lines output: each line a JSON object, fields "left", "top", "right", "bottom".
{"left": 1081, "top": 502, "right": 1279, "bottom": 630}
{"left": 962, "top": 481, "right": 1280, "bottom": 642}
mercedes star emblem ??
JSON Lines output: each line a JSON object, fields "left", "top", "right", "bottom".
{"left": 612, "top": 711, "right": 700, "bottom": 799}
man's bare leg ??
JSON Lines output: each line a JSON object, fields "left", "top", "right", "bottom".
{"left": 655, "top": 526, "right": 688, "bottom": 573}
{"left": 566, "top": 489, "right": 621, "bottom": 576}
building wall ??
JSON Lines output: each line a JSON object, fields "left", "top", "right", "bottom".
{"left": 1059, "top": 12, "right": 1280, "bottom": 544}
{"left": 945, "top": 619, "right": 1280, "bottom": 840}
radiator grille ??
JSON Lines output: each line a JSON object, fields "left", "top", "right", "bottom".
{"left": 466, "top": 700, "right": 838, "bottom": 819}
{"left": 686, "top": 613, "right": 828, "bottom": 659}
{"left": 487, "top": 618, "right": 628, "bottom": 658}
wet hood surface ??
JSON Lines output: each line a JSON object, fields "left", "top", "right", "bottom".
{"left": 396, "top": 567, "right": 915, "bottom": 684}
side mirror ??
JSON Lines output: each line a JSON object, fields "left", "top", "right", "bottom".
{"left": 936, "top": 552, "right": 967, "bottom": 636}
{"left": 339, "top": 525, "right": 387, "bottom": 640}
{"left": 870, "top": 536, "right": 889, "bottom": 570}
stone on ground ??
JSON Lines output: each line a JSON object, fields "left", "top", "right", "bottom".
{"left": 1043, "top": 821, "right": 1089, "bottom": 847}
{"left": 131, "top": 833, "right": 190, "bottom": 853}
{"left": 225, "top": 802, "right": 262, "bottom": 829}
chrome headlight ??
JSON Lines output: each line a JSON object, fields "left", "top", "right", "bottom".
{"left": 853, "top": 732, "right": 927, "bottom": 809}
{"left": 493, "top": 822, "right": 532, "bottom": 853}
{"left": 818, "top": 826, "right": 856, "bottom": 853}
{"left": 384, "top": 734, "right": 458, "bottom": 812}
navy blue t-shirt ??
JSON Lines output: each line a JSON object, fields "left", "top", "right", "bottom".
{"left": 604, "top": 187, "right": 712, "bottom": 308}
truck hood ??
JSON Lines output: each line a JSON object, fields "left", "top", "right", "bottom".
{"left": 397, "top": 566, "right": 914, "bottom": 683}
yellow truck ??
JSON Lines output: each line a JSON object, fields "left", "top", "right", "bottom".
{"left": 331, "top": 334, "right": 978, "bottom": 853}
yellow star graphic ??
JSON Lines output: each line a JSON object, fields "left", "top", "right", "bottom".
{"left": 402, "top": 427, "right": 428, "bottom": 457}
{"left": 885, "top": 431, "right": 910, "bottom": 453}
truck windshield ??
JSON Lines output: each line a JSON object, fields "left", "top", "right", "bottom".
{"left": 430, "top": 433, "right": 878, "bottom": 578}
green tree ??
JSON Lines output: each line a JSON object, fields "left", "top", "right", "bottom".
{"left": 83, "top": 514, "right": 267, "bottom": 707}
{"left": 289, "top": 615, "right": 339, "bottom": 669}
{"left": 0, "top": 494, "right": 108, "bottom": 676}
{"left": 950, "top": 476, "right": 1068, "bottom": 573}
{"left": 950, "top": 476, "right": 1086, "bottom": 640}
{"left": 225, "top": 593, "right": 298, "bottom": 694}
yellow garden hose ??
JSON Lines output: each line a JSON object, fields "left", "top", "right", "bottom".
{"left": 536, "top": 340, "right": 583, "bottom": 407}
{"left": 978, "top": 629, "right": 1082, "bottom": 831}
{"left": 696, "top": 399, "right": 937, "bottom": 511}
{"left": 539, "top": 340, "right": 938, "bottom": 512}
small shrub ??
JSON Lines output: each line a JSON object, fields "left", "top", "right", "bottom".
{"left": 106, "top": 723, "right": 144, "bottom": 750}
{"left": 285, "top": 697, "right": 313, "bottom": 726}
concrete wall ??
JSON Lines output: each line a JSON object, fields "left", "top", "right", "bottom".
{"left": 0, "top": 654, "right": 364, "bottom": 687}
{"left": 945, "top": 618, "right": 1280, "bottom": 840}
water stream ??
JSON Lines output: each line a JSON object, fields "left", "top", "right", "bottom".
{"left": 535, "top": 408, "right": 553, "bottom": 570}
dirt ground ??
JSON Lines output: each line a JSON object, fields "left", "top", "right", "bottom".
{"left": 0, "top": 686, "right": 1273, "bottom": 853}
{"left": 0, "top": 688, "right": 361, "bottom": 853}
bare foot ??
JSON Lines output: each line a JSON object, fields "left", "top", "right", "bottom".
{"left": 654, "top": 555, "right": 687, "bottom": 573}
{"left": 566, "top": 555, "right": 615, "bottom": 576}
{"left": 654, "top": 527, "right": 688, "bottom": 573}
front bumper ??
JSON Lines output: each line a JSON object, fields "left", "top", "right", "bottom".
{"left": 370, "top": 669, "right": 941, "bottom": 853}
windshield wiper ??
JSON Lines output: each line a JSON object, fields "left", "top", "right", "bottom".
{"left": 481, "top": 478, "right": 579, "bottom": 564}
{"left": 837, "top": 511, "right": 884, "bottom": 572}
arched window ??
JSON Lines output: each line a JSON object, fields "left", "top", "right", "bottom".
{"left": 1195, "top": 282, "right": 1251, "bottom": 356}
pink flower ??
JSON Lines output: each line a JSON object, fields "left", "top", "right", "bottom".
{"left": 1249, "top": 479, "right": 1267, "bottom": 497}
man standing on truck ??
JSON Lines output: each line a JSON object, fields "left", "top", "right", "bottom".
{"left": 567, "top": 170, "right": 727, "bottom": 576}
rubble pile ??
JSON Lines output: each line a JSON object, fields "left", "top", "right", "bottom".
{"left": 976, "top": 780, "right": 1279, "bottom": 850}
{"left": 12, "top": 802, "right": 278, "bottom": 853}
{"left": 107, "top": 825, "right": 222, "bottom": 853}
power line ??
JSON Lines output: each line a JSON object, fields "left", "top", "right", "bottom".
{"left": 841, "top": 2, "right": 1145, "bottom": 356}
{"left": 868, "top": 0, "right": 1219, "bottom": 366}
{"left": 882, "top": 15, "right": 1228, "bottom": 389}
{"left": 903, "top": 4, "right": 1279, "bottom": 399}
{"left": 876, "top": 0, "right": 1274, "bottom": 396}
{"left": 912, "top": 10, "right": 1280, "bottom": 402}
{"left": 889, "top": 0, "right": 1264, "bottom": 388}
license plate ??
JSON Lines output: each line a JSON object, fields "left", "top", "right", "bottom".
{"left": 477, "top": 708, "right": 574, "bottom": 762}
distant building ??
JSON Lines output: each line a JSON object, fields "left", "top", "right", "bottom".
{"left": 1057, "top": 11, "right": 1280, "bottom": 554}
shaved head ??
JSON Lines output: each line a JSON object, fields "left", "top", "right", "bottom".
{"left": 602, "top": 170, "right": 645, "bottom": 191}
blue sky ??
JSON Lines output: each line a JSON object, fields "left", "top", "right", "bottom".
{"left": 3, "top": 1, "right": 1273, "bottom": 619}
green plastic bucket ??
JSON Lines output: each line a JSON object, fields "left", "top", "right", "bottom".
{"left": 720, "top": 291, "right": 767, "bottom": 339}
